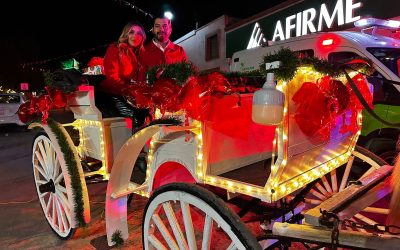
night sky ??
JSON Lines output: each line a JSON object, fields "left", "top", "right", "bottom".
{"left": 0, "top": 0, "right": 282, "bottom": 90}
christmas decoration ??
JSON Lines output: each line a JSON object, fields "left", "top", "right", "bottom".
{"left": 261, "top": 47, "right": 373, "bottom": 81}
{"left": 47, "top": 119, "right": 86, "bottom": 227}
{"left": 18, "top": 87, "right": 69, "bottom": 124}
{"left": 146, "top": 61, "right": 198, "bottom": 86}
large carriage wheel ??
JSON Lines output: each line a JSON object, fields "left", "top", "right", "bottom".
{"left": 32, "top": 132, "right": 75, "bottom": 239}
{"left": 142, "top": 182, "right": 261, "bottom": 250}
{"left": 304, "top": 145, "right": 391, "bottom": 231}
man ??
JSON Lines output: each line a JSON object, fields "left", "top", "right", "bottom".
{"left": 140, "top": 15, "right": 187, "bottom": 70}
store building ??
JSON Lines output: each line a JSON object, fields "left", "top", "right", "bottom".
{"left": 175, "top": 0, "right": 400, "bottom": 72}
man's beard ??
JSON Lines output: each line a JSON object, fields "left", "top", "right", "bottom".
{"left": 156, "top": 32, "right": 167, "bottom": 42}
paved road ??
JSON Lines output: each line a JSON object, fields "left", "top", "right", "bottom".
{"left": 0, "top": 125, "right": 147, "bottom": 250}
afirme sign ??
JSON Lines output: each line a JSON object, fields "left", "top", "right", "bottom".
{"left": 272, "top": 0, "right": 361, "bottom": 41}
{"left": 226, "top": 0, "right": 400, "bottom": 56}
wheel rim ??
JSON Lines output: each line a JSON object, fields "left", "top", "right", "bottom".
{"left": 143, "top": 189, "right": 251, "bottom": 249}
{"left": 304, "top": 146, "right": 390, "bottom": 232}
{"left": 33, "top": 135, "right": 73, "bottom": 238}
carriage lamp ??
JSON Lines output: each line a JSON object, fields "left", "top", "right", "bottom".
{"left": 252, "top": 72, "right": 285, "bottom": 125}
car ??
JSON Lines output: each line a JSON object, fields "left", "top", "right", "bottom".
{"left": 229, "top": 18, "right": 400, "bottom": 164}
{"left": 0, "top": 92, "right": 25, "bottom": 126}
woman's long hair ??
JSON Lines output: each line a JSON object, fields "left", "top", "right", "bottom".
{"left": 118, "top": 21, "right": 146, "bottom": 55}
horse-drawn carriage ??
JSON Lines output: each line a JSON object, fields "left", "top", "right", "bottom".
{"left": 28, "top": 54, "right": 400, "bottom": 249}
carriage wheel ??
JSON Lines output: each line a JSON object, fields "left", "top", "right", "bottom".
{"left": 142, "top": 183, "right": 261, "bottom": 250}
{"left": 33, "top": 133, "right": 75, "bottom": 239}
{"left": 304, "top": 145, "right": 391, "bottom": 232}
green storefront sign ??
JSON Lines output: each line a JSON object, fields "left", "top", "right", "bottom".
{"left": 226, "top": 0, "right": 400, "bottom": 57}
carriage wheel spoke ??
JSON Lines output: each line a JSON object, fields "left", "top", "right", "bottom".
{"left": 152, "top": 213, "right": 179, "bottom": 249}
{"left": 201, "top": 215, "right": 213, "bottom": 250}
{"left": 354, "top": 213, "right": 379, "bottom": 226}
{"left": 43, "top": 140, "right": 53, "bottom": 178}
{"left": 45, "top": 194, "right": 53, "bottom": 216}
{"left": 39, "top": 192, "right": 48, "bottom": 199}
{"left": 362, "top": 207, "right": 390, "bottom": 215}
{"left": 330, "top": 169, "right": 338, "bottom": 193}
{"left": 304, "top": 198, "right": 322, "bottom": 205}
{"left": 163, "top": 202, "right": 188, "bottom": 250}
{"left": 148, "top": 234, "right": 168, "bottom": 250}
{"left": 321, "top": 176, "right": 333, "bottom": 194}
{"left": 339, "top": 156, "right": 354, "bottom": 192}
{"left": 181, "top": 201, "right": 197, "bottom": 250}
{"left": 36, "top": 179, "right": 47, "bottom": 185}
{"left": 57, "top": 196, "right": 69, "bottom": 232}
{"left": 52, "top": 195, "right": 57, "bottom": 225}
{"left": 310, "top": 188, "right": 326, "bottom": 200}
{"left": 315, "top": 182, "right": 329, "bottom": 196}
{"left": 57, "top": 184, "right": 68, "bottom": 194}
{"left": 37, "top": 142, "right": 50, "bottom": 177}
{"left": 33, "top": 164, "right": 48, "bottom": 180}
{"left": 56, "top": 189, "right": 72, "bottom": 224}
{"left": 54, "top": 172, "right": 64, "bottom": 185}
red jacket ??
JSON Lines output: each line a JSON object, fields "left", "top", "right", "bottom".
{"left": 100, "top": 43, "right": 145, "bottom": 95}
{"left": 140, "top": 40, "right": 187, "bottom": 72}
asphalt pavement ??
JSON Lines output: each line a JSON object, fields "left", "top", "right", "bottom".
{"left": 0, "top": 125, "right": 147, "bottom": 250}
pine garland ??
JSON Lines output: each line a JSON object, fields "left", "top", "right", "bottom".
{"left": 111, "top": 230, "right": 124, "bottom": 245}
{"left": 44, "top": 69, "right": 88, "bottom": 93}
{"left": 47, "top": 118, "right": 86, "bottom": 227}
{"left": 146, "top": 62, "right": 198, "bottom": 86}
{"left": 261, "top": 47, "right": 373, "bottom": 81}
{"left": 147, "top": 117, "right": 183, "bottom": 127}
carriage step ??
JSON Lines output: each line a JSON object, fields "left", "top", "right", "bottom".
{"left": 304, "top": 165, "right": 393, "bottom": 226}
{"left": 81, "top": 157, "right": 103, "bottom": 172}
{"left": 111, "top": 182, "right": 148, "bottom": 199}
{"left": 85, "top": 174, "right": 108, "bottom": 184}
{"left": 273, "top": 222, "right": 400, "bottom": 249}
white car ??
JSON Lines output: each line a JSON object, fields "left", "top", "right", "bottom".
{"left": 0, "top": 93, "right": 25, "bottom": 126}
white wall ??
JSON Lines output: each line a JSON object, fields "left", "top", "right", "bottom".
{"left": 175, "top": 15, "right": 231, "bottom": 72}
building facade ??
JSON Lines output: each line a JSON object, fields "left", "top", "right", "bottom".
{"left": 175, "top": 0, "right": 400, "bottom": 71}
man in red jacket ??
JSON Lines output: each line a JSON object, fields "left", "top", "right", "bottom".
{"left": 140, "top": 15, "right": 187, "bottom": 72}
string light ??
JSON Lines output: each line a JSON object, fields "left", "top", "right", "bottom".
{"left": 20, "top": 43, "right": 109, "bottom": 72}
{"left": 116, "top": 0, "right": 154, "bottom": 19}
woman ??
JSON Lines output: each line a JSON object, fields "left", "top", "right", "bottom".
{"left": 100, "top": 21, "right": 146, "bottom": 95}
{"left": 99, "top": 21, "right": 149, "bottom": 173}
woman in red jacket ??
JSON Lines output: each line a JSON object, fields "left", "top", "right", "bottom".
{"left": 99, "top": 21, "right": 149, "bottom": 173}
{"left": 100, "top": 21, "right": 146, "bottom": 96}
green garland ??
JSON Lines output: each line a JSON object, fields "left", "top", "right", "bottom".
{"left": 43, "top": 68, "right": 87, "bottom": 93}
{"left": 147, "top": 117, "right": 183, "bottom": 127}
{"left": 261, "top": 47, "right": 373, "bottom": 81}
{"left": 47, "top": 119, "right": 86, "bottom": 227}
{"left": 146, "top": 61, "right": 198, "bottom": 86}
{"left": 111, "top": 230, "right": 124, "bottom": 245}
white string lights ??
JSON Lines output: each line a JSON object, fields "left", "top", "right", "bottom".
{"left": 116, "top": 0, "right": 154, "bottom": 19}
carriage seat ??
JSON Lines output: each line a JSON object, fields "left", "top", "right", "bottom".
{"left": 69, "top": 74, "right": 149, "bottom": 129}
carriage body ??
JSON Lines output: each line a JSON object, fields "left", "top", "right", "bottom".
{"left": 30, "top": 65, "right": 398, "bottom": 249}
{"left": 144, "top": 69, "right": 362, "bottom": 203}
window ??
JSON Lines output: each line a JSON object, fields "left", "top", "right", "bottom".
{"left": 206, "top": 34, "right": 219, "bottom": 61}
{"left": 328, "top": 51, "right": 400, "bottom": 106}
{"left": 296, "top": 49, "right": 314, "bottom": 59}
{"left": 328, "top": 51, "right": 359, "bottom": 63}
{"left": 366, "top": 48, "right": 400, "bottom": 78}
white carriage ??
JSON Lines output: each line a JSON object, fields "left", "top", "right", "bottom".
{"left": 29, "top": 61, "right": 400, "bottom": 249}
